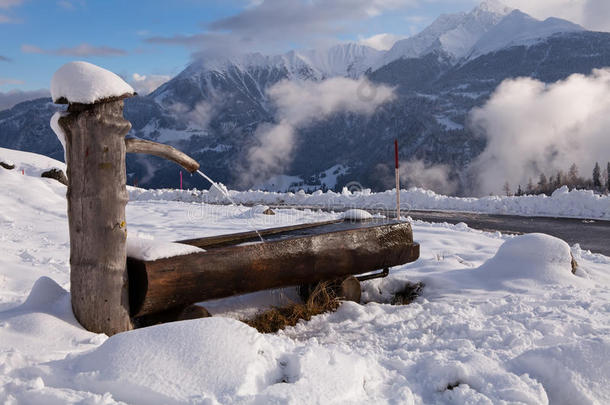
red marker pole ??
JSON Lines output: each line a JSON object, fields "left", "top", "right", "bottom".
{"left": 179, "top": 171, "right": 183, "bottom": 190}
{"left": 394, "top": 139, "right": 400, "bottom": 220}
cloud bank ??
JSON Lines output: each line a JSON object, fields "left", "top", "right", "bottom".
{"left": 469, "top": 68, "right": 610, "bottom": 195}
{"left": 147, "top": 0, "right": 416, "bottom": 57}
{"left": 244, "top": 77, "right": 395, "bottom": 186}
{"left": 400, "top": 160, "right": 458, "bottom": 195}
{"left": 0, "top": 89, "right": 50, "bottom": 111}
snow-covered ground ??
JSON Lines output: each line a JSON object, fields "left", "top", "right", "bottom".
{"left": 130, "top": 182, "right": 610, "bottom": 220}
{"left": 1, "top": 148, "right": 610, "bottom": 404}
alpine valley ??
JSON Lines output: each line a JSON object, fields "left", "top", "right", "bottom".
{"left": 2, "top": 0, "right": 609, "bottom": 194}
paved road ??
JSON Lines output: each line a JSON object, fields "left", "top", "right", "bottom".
{"left": 406, "top": 210, "right": 610, "bottom": 256}
{"left": 268, "top": 205, "right": 610, "bottom": 256}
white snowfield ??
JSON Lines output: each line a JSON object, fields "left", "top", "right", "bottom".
{"left": 50, "top": 61, "right": 134, "bottom": 104}
{"left": 1, "top": 147, "right": 609, "bottom": 404}
{"left": 130, "top": 183, "right": 610, "bottom": 220}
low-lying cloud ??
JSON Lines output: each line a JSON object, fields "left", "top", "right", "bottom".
{"left": 400, "top": 160, "right": 458, "bottom": 195}
{"left": 130, "top": 73, "right": 171, "bottom": 95}
{"left": 244, "top": 77, "right": 395, "bottom": 186}
{"left": 468, "top": 68, "right": 610, "bottom": 195}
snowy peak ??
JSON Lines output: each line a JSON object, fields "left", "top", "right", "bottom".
{"left": 376, "top": 0, "right": 587, "bottom": 68}
{"left": 469, "top": 10, "right": 584, "bottom": 59}
{"left": 474, "top": 0, "right": 513, "bottom": 15}
{"left": 377, "top": 0, "right": 512, "bottom": 67}
{"left": 175, "top": 43, "right": 380, "bottom": 82}
{"left": 297, "top": 43, "right": 382, "bottom": 78}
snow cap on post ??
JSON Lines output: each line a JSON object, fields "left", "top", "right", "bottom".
{"left": 51, "top": 61, "right": 135, "bottom": 105}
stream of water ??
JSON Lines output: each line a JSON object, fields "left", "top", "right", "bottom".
{"left": 195, "top": 170, "right": 265, "bottom": 243}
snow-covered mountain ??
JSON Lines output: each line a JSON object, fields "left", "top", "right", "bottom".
{"left": 468, "top": 9, "right": 584, "bottom": 59}
{"left": 375, "top": 0, "right": 513, "bottom": 68}
{"left": 1, "top": 1, "right": 608, "bottom": 193}
{"left": 374, "top": 0, "right": 584, "bottom": 69}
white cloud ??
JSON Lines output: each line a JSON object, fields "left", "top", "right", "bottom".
{"left": 147, "top": 0, "right": 418, "bottom": 56}
{"left": 358, "top": 33, "right": 405, "bottom": 50}
{"left": 468, "top": 69, "right": 610, "bottom": 195}
{"left": 0, "top": 88, "right": 50, "bottom": 110}
{"left": 400, "top": 159, "right": 458, "bottom": 195}
{"left": 243, "top": 77, "right": 396, "bottom": 186}
{"left": 130, "top": 73, "right": 171, "bottom": 95}
{"left": 21, "top": 43, "right": 127, "bottom": 57}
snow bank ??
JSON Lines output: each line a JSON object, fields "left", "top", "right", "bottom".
{"left": 474, "top": 233, "right": 577, "bottom": 286}
{"left": 511, "top": 338, "right": 610, "bottom": 405}
{"left": 53, "top": 318, "right": 285, "bottom": 403}
{"left": 129, "top": 184, "right": 610, "bottom": 220}
{"left": 126, "top": 234, "right": 203, "bottom": 261}
{"left": 0, "top": 147, "right": 65, "bottom": 176}
{"left": 50, "top": 61, "right": 134, "bottom": 104}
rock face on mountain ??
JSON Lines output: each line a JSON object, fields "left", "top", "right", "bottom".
{"left": 1, "top": 2, "right": 609, "bottom": 193}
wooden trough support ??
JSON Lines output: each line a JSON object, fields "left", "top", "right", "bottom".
{"left": 127, "top": 220, "right": 420, "bottom": 321}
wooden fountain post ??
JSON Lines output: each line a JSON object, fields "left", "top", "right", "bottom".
{"left": 58, "top": 98, "right": 134, "bottom": 335}
{"left": 52, "top": 62, "right": 199, "bottom": 335}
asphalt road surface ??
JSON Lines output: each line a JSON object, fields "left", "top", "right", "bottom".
{"left": 406, "top": 210, "right": 610, "bottom": 256}
{"left": 268, "top": 205, "right": 610, "bottom": 256}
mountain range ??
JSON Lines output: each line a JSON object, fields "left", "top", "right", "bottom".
{"left": 1, "top": 0, "right": 609, "bottom": 194}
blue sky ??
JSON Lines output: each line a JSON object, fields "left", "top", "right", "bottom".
{"left": 0, "top": 0, "right": 607, "bottom": 97}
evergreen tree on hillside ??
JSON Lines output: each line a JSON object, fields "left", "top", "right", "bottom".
{"left": 593, "top": 162, "right": 602, "bottom": 189}
{"left": 607, "top": 162, "right": 610, "bottom": 192}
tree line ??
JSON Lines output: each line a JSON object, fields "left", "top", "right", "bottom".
{"left": 503, "top": 162, "right": 610, "bottom": 196}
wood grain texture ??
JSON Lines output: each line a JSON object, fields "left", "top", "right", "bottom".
{"left": 125, "top": 138, "right": 200, "bottom": 173}
{"left": 61, "top": 100, "right": 133, "bottom": 335}
{"left": 128, "top": 221, "right": 419, "bottom": 317}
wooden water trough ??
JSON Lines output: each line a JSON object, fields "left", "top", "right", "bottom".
{"left": 50, "top": 61, "right": 420, "bottom": 334}
{"left": 127, "top": 219, "right": 419, "bottom": 323}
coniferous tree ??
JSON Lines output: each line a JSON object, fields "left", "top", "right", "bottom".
{"left": 538, "top": 173, "right": 548, "bottom": 194}
{"left": 516, "top": 184, "right": 523, "bottom": 196}
{"left": 607, "top": 162, "right": 610, "bottom": 192}
{"left": 558, "top": 163, "right": 578, "bottom": 187}
{"left": 593, "top": 162, "right": 602, "bottom": 189}
{"left": 526, "top": 178, "right": 534, "bottom": 194}
{"left": 503, "top": 181, "right": 511, "bottom": 196}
